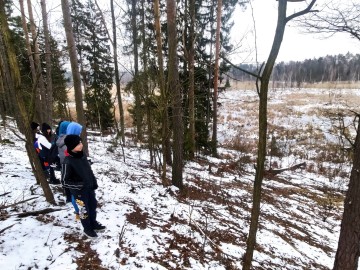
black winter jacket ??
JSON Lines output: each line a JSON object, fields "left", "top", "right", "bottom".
{"left": 61, "top": 152, "right": 98, "bottom": 191}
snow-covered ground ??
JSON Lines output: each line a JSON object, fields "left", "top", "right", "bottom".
{"left": 0, "top": 87, "right": 355, "bottom": 269}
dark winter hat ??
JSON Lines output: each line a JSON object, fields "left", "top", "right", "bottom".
{"left": 64, "top": 135, "right": 82, "bottom": 151}
{"left": 41, "top": 123, "right": 52, "bottom": 134}
{"left": 31, "top": 122, "right": 39, "bottom": 131}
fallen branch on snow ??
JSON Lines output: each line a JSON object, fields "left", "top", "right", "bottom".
{"left": 266, "top": 162, "right": 306, "bottom": 176}
{"left": 0, "top": 196, "right": 39, "bottom": 210}
{"left": 0, "top": 224, "right": 16, "bottom": 234}
{"left": 17, "top": 208, "right": 63, "bottom": 217}
{"left": 185, "top": 213, "right": 222, "bottom": 252}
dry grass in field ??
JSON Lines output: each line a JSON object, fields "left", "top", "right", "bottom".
{"left": 219, "top": 85, "right": 358, "bottom": 181}
{"left": 230, "top": 80, "right": 360, "bottom": 90}
{"left": 66, "top": 84, "right": 133, "bottom": 128}
{"left": 303, "top": 81, "right": 360, "bottom": 89}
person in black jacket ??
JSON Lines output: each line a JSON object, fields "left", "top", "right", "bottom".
{"left": 31, "top": 122, "right": 60, "bottom": 185}
{"left": 40, "top": 123, "right": 60, "bottom": 183}
{"left": 62, "top": 135, "right": 105, "bottom": 238}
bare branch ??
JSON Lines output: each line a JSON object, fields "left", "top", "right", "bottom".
{"left": 94, "top": 0, "right": 113, "bottom": 46}
{"left": 17, "top": 208, "right": 63, "bottom": 217}
{"left": 299, "top": 2, "right": 360, "bottom": 41}
{"left": 0, "top": 224, "right": 16, "bottom": 234}
{"left": 222, "top": 57, "right": 261, "bottom": 79}
{"left": 286, "top": 0, "right": 318, "bottom": 23}
{"left": 0, "top": 197, "right": 39, "bottom": 210}
{"left": 266, "top": 162, "right": 306, "bottom": 176}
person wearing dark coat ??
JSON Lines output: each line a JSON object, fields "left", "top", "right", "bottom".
{"left": 56, "top": 121, "right": 72, "bottom": 202}
{"left": 57, "top": 121, "right": 79, "bottom": 215}
{"left": 31, "top": 122, "right": 40, "bottom": 142}
{"left": 31, "top": 122, "right": 60, "bottom": 185}
{"left": 41, "top": 123, "right": 53, "bottom": 142}
{"left": 62, "top": 135, "right": 105, "bottom": 238}
{"left": 40, "top": 123, "right": 59, "bottom": 184}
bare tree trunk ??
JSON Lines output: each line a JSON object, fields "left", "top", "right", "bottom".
{"left": 0, "top": 54, "right": 14, "bottom": 119}
{"left": 40, "top": 0, "right": 53, "bottom": 123}
{"left": 19, "top": 0, "right": 39, "bottom": 122}
{"left": 131, "top": 0, "right": 142, "bottom": 141}
{"left": 188, "top": 0, "right": 196, "bottom": 159}
{"left": 211, "top": 0, "right": 221, "bottom": 157}
{"left": 167, "top": 0, "right": 183, "bottom": 189}
{"left": 27, "top": 0, "right": 47, "bottom": 123}
{"left": 0, "top": 71, "right": 6, "bottom": 123}
{"left": 243, "top": 1, "right": 317, "bottom": 269}
{"left": 0, "top": 0, "right": 55, "bottom": 204}
{"left": 139, "top": 0, "right": 155, "bottom": 166}
{"left": 206, "top": 1, "right": 215, "bottom": 131}
{"left": 154, "top": 0, "right": 170, "bottom": 183}
{"left": 110, "top": 0, "right": 125, "bottom": 145}
{"left": 61, "top": 0, "right": 89, "bottom": 155}
{"left": 333, "top": 127, "right": 360, "bottom": 270}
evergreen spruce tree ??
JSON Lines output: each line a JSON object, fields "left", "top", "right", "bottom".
{"left": 70, "top": 0, "right": 90, "bottom": 85}
{"left": 70, "top": 0, "right": 114, "bottom": 130}
{"left": 179, "top": 0, "right": 239, "bottom": 156}
{"left": 84, "top": 0, "right": 114, "bottom": 130}
{"left": 37, "top": 31, "right": 69, "bottom": 120}
{"left": 49, "top": 36, "right": 69, "bottom": 119}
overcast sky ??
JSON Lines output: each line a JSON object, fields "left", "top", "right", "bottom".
{"left": 37, "top": 0, "right": 360, "bottom": 66}
{"left": 230, "top": 0, "right": 360, "bottom": 64}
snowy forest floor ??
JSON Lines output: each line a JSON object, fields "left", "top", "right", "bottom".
{"left": 0, "top": 86, "right": 357, "bottom": 270}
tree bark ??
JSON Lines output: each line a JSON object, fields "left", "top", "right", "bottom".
{"left": 40, "top": 0, "right": 53, "bottom": 124}
{"left": 139, "top": 0, "right": 155, "bottom": 166}
{"left": 0, "top": 0, "right": 55, "bottom": 204}
{"left": 19, "top": 0, "right": 39, "bottom": 122}
{"left": 26, "top": 0, "right": 47, "bottom": 123}
{"left": 188, "top": 0, "right": 196, "bottom": 159}
{"left": 61, "top": 0, "right": 89, "bottom": 155}
{"left": 334, "top": 127, "right": 360, "bottom": 269}
{"left": 110, "top": 0, "right": 125, "bottom": 145}
{"left": 206, "top": 1, "right": 215, "bottom": 133}
{"left": 243, "top": 1, "right": 317, "bottom": 269}
{"left": 167, "top": 0, "right": 183, "bottom": 189}
{"left": 154, "top": 0, "right": 170, "bottom": 183}
{"left": 131, "top": 0, "right": 142, "bottom": 142}
{"left": 211, "top": 0, "right": 222, "bottom": 157}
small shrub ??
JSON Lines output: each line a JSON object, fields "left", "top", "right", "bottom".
{"left": 239, "top": 154, "right": 252, "bottom": 164}
{"left": 225, "top": 136, "right": 256, "bottom": 155}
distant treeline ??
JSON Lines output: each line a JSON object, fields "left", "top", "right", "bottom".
{"left": 231, "top": 53, "right": 360, "bottom": 84}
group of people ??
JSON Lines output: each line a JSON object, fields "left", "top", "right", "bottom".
{"left": 31, "top": 121, "right": 105, "bottom": 239}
